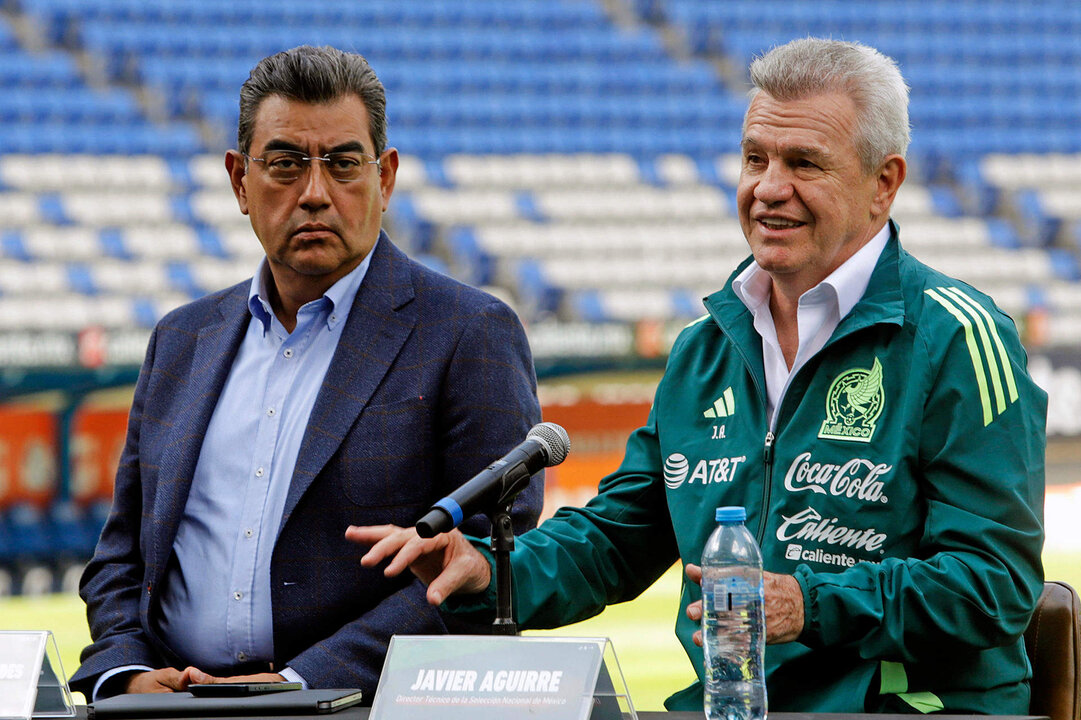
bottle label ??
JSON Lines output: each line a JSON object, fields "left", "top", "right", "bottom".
{"left": 712, "top": 577, "right": 759, "bottom": 611}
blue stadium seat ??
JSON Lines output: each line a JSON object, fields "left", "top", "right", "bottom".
{"left": 48, "top": 500, "right": 98, "bottom": 559}
{"left": 0, "top": 52, "right": 82, "bottom": 88}
{"left": 5, "top": 503, "right": 52, "bottom": 565}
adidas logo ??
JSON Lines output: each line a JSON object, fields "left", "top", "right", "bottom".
{"left": 704, "top": 387, "right": 735, "bottom": 419}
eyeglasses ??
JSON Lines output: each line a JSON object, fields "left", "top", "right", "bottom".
{"left": 244, "top": 149, "right": 380, "bottom": 184}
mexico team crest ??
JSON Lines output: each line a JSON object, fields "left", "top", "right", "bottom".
{"left": 818, "top": 357, "right": 884, "bottom": 443}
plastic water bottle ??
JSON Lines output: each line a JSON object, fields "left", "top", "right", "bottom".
{"left": 701, "top": 506, "right": 767, "bottom": 720}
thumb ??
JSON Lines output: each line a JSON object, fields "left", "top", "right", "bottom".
{"left": 186, "top": 667, "right": 213, "bottom": 684}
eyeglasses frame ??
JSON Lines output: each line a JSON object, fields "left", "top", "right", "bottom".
{"left": 242, "top": 149, "right": 382, "bottom": 184}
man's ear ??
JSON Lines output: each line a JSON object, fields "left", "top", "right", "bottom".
{"left": 871, "top": 154, "right": 907, "bottom": 216}
{"left": 225, "top": 150, "right": 250, "bottom": 215}
{"left": 378, "top": 148, "right": 400, "bottom": 212}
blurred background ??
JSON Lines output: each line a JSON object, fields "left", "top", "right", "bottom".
{"left": 1, "top": 0, "right": 1080, "bottom": 709}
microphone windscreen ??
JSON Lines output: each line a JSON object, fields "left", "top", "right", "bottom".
{"left": 526, "top": 422, "right": 571, "bottom": 466}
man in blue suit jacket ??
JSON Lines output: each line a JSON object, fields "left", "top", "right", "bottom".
{"left": 70, "top": 46, "right": 543, "bottom": 702}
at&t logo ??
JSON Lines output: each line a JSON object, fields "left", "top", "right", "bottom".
{"left": 664, "top": 453, "right": 689, "bottom": 488}
{"left": 664, "top": 452, "right": 747, "bottom": 489}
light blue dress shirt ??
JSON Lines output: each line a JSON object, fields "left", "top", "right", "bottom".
{"left": 92, "top": 244, "right": 374, "bottom": 698}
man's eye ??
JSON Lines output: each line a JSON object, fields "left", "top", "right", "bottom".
{"left": 270, "top": 157, "right": 301, "bottom": 169}
{"left": 330, "top": 156, "right": 361, "bottom": 170}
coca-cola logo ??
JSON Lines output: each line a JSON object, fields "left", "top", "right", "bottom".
{"left": 784, "top": 451, "right": 892, "bottom": 504}
{"left": 776, "top": 507, "right": 887, "bottom": 553}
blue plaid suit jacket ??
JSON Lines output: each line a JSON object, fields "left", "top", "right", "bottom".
{"left": 70, "top": 236, "right": 543, "bottom": 699}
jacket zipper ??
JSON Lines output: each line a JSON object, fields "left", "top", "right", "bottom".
{"left": 758, "top": 430, "right": 775, "bottom": 542}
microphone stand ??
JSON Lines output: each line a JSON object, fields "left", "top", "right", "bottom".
{"left": 490, "top": 502, "right": 517, "bottom": 635}
{"left": 489, "top": 463, "right": 531, "bottom": 635}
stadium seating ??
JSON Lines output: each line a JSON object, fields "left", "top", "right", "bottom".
{"left": 1, "top": 1, "right": 1078, "bottom": 337}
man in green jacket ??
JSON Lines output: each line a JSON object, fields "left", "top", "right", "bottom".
{"left": 350, "top": 38, "right": 1046, "bottom": 714}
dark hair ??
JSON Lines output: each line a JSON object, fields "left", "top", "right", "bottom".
{"left": 237, "top": 45, "right": 387, "bottom": 156}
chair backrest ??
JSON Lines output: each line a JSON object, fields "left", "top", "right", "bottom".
{"left": 1024, "top": 580, "right": 1081, "bottom": 720}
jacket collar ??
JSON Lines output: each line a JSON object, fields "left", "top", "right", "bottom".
{"left": 705, "top": 219, "right": 906, "bottom": 340}
{"left": 701, "top": 220, "right": 906, "bottom": 395}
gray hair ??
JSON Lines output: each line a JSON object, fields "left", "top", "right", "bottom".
{"left": 238, "top": 45, "right": 388, "bottom": 156}
{"left": 747, "top": 38, "right": 910, "bottom": 172}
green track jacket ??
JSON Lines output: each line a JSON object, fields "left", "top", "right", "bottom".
{"left": 462, "top": 225, "right": 1047, "bottom": 713}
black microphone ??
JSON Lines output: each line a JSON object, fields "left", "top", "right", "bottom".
{"left": 415, "top": 422, "right": 570, "bottom": 538}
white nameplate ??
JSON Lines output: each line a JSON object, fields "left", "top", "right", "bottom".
{"left": 0, "top": 631, "right": 75, "bottom": 720}
{"left": 371, "top": 636, "right": 617, "bottom": 720}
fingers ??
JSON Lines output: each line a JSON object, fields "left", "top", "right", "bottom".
{"left": 153, "top": 668, "right": 189, "bottom": 692}
{"left": 346, "top": 525, "right": 492, "bottom": 603}
{"left": 427, "top": 583, "right": 449, "bottom": 606}
{"left": 345, "top": 525, "right": 408, "bottom": 565}
{"left": 425, "top": 558, "right": 481, "bottom": 605}
{"left": 347, "top": 524, "right": 444, "bottom": 579}
{"left": 181, "top": 667, "right": 211, "bottom": 687}
{"left": 347, "top": 525, "right": 419, "bottom": 574}
{"left": 425, "top": 569, "right": 477, "bottom": 605}
{"left": 390, "top": 535, "right": 452, "bottom": 577}
{"left": 345, "top": 524, "right": 400, "bottom": 548}
{"left": 127, "top": 668, "right": 190, "bottom": 693}
{"left": 213, "top": 672, "right": 286, "bottom": 684}
{"left": 686, "top": 563, "right": 704, "bottom": 647}
{"left": 686, "top": 599, "right": 702, "bottom": 622}
{"left": 424, "top": 532, "right": 491, "bottom": 604}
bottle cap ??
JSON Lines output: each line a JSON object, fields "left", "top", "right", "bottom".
{"left": 716, "top": 506, "right": 747, "bottom": 522}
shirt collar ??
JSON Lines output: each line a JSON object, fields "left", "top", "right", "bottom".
{"left": 247, "top": 233, "right": 380, "bottom": 334}
{"left": 732, "top": 223, "right": 891, "bottom": 320}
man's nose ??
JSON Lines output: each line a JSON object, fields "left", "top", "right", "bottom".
{"left": 298, "top": 161, "right": 333, "bottom": 209}
{"left": 754, "top": 163, "right": 794, "bottom": 205}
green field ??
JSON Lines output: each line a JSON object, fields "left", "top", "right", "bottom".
{"left": 3, "top": 552, "right": 1078, "bottom": 711}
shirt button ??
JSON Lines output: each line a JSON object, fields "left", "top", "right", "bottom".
{"left": 330, "top": 314, "right": 338, "bottom": 323}
{"left": 255, "top": 467, "right": 264, "bottom": 477}
{"left": 233, "top": 591, "right": 243, "bottom": 601}
{"left": 237, "top": 652, "right": 247, "bottom": 662}
{"left": 283, "top": 348, "right": 294, "bottom": 358}
{"left": 267, "top": 407, "right": 276, "bottom": 417}
{"left": 244, "top": 528, "right": 253, "bottom": 538}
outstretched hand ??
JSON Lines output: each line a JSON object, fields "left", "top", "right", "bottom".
{"left": 346, "top": 524, "right": 492, "bottom": 605}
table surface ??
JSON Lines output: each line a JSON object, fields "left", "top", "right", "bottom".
{"left": 78, "top": 706, "right": 1051, "bottom": 720}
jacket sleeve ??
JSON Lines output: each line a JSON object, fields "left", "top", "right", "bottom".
{"left": 795, "top": 300, "right": 1047, "bottom": 661}
{"left": 69, "top": 329, "right": 166, "bottom": 698}
{"left": 283, "top": 298, "right": 544, "bottom": 691}
{"left": 283, "top": 577, "right": 453, "bottom": 692}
